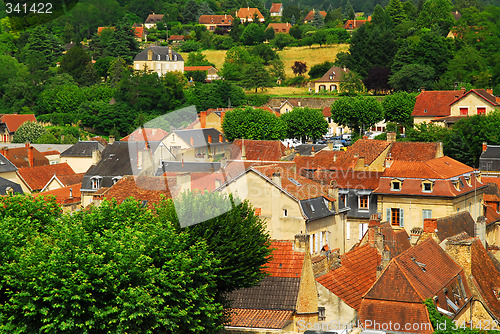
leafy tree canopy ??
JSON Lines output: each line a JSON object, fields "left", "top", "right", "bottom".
{"left": 12, "top": 121, "right": 46, "bottom": 143}
{"left": 281, "top": 107, "right": 328, "bottom": 142}
{"left": 222, "top": 107, "right": 287, "bottom": 141}
{"left": 382, "top": 91, "right": 417, "bottom": 128}
{"left": 330, "top": 96, "right": 384, "bottom": 134}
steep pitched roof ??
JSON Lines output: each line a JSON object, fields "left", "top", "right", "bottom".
{"left": 304, "top": 10, "right": 326, "bottom": 21}
{"left": 0, "top": 153, "right": 18, "bottom": 173}
{"left": 120, "top": 128, "right": 168, "bottom": 142}
{"left": 145, "top": 13, "right": 163, "bottom": 24}
{"left": 227, "top": 309, "right": 293, "bottom": 329}
{"left": 265, "top": 241, "right": 305, "bottom": 278}
{"left": 388, "top": 141, "right": 441, "bottom": 161}
{"left": 412, "top": 90, "right": 465, "bottom": 117}
{"left": 236, "top": 7, "right": 264, "bottom": 20}
{"left": 35, "top": 183, "right": 81, "bottom": 205}
{"left": 0, "top": 114, "right": 36, "bottom": 133}
{"left": 2, "top": 146, "right": 49, "bottom": 168}
{"left": 270, "top": 3, "right": 282, "bottom": 13}
{"left": 343, "top": 19, "right": 369, "bottom": 29}
{"left": 361, "top": 221, "right": 412, "bottom": 258}
{"left": 382, "top": 156, "right": 474, "bottom": 179}
{"left": 315, "top": 66, "right": 349, "bottom": 83}
{"left": 317, "top": 244, "right": 381, "bottom": 310}
{"left": 0, "top": 177, "right": 23, "bottom": 195}
{"left": 198, "top": 14, "right": 233, "bottom": 25}
{"left": 231, "top": 139, "right": 286, "bottom": 161}
{"left": 294, "top": 150, "right": 340, "bottom": 172}
{"left": 134, "top": 46, "right": 183, "bottom": 62}
{"left": 173, "top": 128, "right": 226, "bottom": 148}
{"left": 267, "top": 23, "right": 291, "bottom": 33}
{"left": 17, "top": 163, "right": 76, "bottom": 191}
{"left": 60, "top": 141, "right": 105, "bottom": 157}
{"left": 451, "top": 89, "right": 499, "bottom": 106}
{"left": 435, "top": 211, "right": 476, "bottom": 242}
{"left": 342, "top": 139, "right": 390, "bottom": 166}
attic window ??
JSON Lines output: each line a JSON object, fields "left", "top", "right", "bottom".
{"left": 112, "top": 176, "right": 122, "bottom": 185}
{"left": 424, "top": 109, "right": 427, "bottom": 113}
{"left": 329, "top": 75, "right": 333, "bottom": 80}
{"left": 422, "top": 180, "right": 433, "bottom": 192}
{"left": 310, "top": 204, "right": 315, "bottom": 212}
{"left": 157, "top": 55, "right": 160, "bottom": 60}
{"left": 391, "top": 179, "right": 402, "bottom": 191}
{"left": 91, "top": 176, "right": 102, "bottom": 190}
{"left": 411, "top": 257, "right": 426, "bottom": 272}
{"left": 452, "top": 179, "right": 460, "bottom": 191}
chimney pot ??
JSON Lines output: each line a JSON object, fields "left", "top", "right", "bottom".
{"left": 387, "top": 132, "right": 396, "bottom": 143}
{"left": 190, "top": 137, "right": 194, "bottom": 146}
{"left": 69, "top": 188, "right": 73, "bottom": 199}
{"left": 28, "top": 145, "right": 34, "bottom": 167}
{"left": 369, "top": 213, "right": 381, "bottom": 227}
{"left": 109, "top": 136, "right": 115, "bottom": 144}
{"left": 200, "top": 111, "right": 207, "bottom": 128}
{"left": 423, "top": 218, "right": 438, "bottom": 233}
{"left": 482, "top": 142, "right": 488, "bottom": 152}
{"left": 219, "top": 134, "right": 223, "bottom": 142}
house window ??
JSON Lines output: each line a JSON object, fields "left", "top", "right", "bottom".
{"left": 422, "top": 181, "right": 433, "bottom": 192}
{"left": 423, "top": 209, "right": 432, "bottom": 222}
{"left": 91, "top": 176, "right": 102, "bottom": 190}
{"left": 359, "top": 195, "right": 369, "bottom": 210}
{"left": 318, "top": 307, "right": 326, "bottom": 321}
{"left": 329, "top": 75, "right": 333, "bottom": 80}
{"left": 319, "top": 85, "right": 326, "bottom": 91}
{"left": 330, "top": 84, "right": 337, "bottom": 91}
{"left": 391, "top": 179, "right": 402, "bottom": 191}
{"left": 477, "top": 107, "right": 486, "bottom": 115}
{"left": 346, "top": 222, "right": 351, "bottom": 240}
{"left": 283, "top": 209, "right": 288, "bottom": 217}
{"left": 460, "top": 107, "right": 468, "bottom": 116}
{"left": 387, "top": 208, "right": 404, "bottom": 227}
{"left": 359, "top": 222, "right": 368, "bottom": 240}
{"left": 340, "top": 194, "right": 347, "bottom": 206}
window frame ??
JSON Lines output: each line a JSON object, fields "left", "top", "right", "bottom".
{"left": 358, "top": 195, "right": 369, "bottom": 210}
{"left": 391, "top": 179, "right": 402, "bottom": 191}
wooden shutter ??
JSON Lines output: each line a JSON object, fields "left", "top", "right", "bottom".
{"left": 387, "top": 208, "right": 391, "bottom": 224}
{"left": 399, "top": 209, "right": 404, "bottom": 227}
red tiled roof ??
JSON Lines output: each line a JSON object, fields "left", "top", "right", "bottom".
{"left": 312, "top": 168, "right": 381, "bottom": 190}
{"left": 57, "top": 173, "right": 84, "bottom": 186}
{"left": 228, "top": 308, "right": 293, "bottom": 329}
{"left": 231, "top": 139, "right": 286, "bottom": 161}
{"left": 315, "top": 66, "right": 349, "bottom": 83}
{"left": 304, "top": 10, "right": 326, "bottom": 21}
{"left": 317, "top": 244, "right": 381, "bottom": 310}
{"left": 190, "top": 172, "right": 227, "bottom": 192}
{"left": 412, "top": 90, "right": 465, "bottom": 117}
{"left": 198, "top": 14, "right": 233, "bottom": 25}
{"left": 471, "top": 238, "right": 500, "bottom": 319}
{"left": 342, "top": 139, "right": 390, "bottom": 165}
{"left": 2, "top": 146, "right": 49, "bottom": 168}
{"left": 270, "top": 3, "right": 282, "bottom": 13}
{"left": 322, "top": 107, "right": 331, "bottom": 117}
{"left": 343, "top": 19, "right": 369, "bottom": 29}
{"left": 169, "top": 35, "right": 185, "bottom": 41}
{"left": 362, "top": 222, "right": 411, "bottom": 258}
{"left": 382, "top": 156, "right": 474, "bottom": 179}
{"left": 100, "top": 175, "right": 173, "bottom": 208}
{"left": 267, "top": 23, "right": 291, "bottom": 34}
{"left": 0, "top": 114, "right": 36, "bottom": 133}
{"left": 184, "top": 66, "right": 214, "bottom": 72}
{"left": 41, "top": 150, "right": 60, "bottom": 156}
{"left": 359, "top": 300, "right": 433, "bottom": 333}
{"left": 17, "top": 163, "right": 75, "bottom": 191}
{"left": 295, "top": 150, "right": 341, "bottom": 172}
{"left": 388, "top": 142, "right": 440, "bottom": 161}
{"left": 236, "top": 8, "right": 264, "bottom": 19}
{"left": 134, "top": 27, "right": 144, "bottom": 38}
{"left": 265, "top": 241, "right": 304, "bottom": 278}
{"left": 91, "top": 136, "right": 108, "bottom": 146}
{"left": 35, "top": 183, "right": 81, "bottom": 205}
{"left": 450, "top": 89, "right": 499, "bottom": 106}
{"left": 120, "top": 128, "right": 168, "bottom": 142}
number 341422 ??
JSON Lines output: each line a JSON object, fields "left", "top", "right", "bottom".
{"left": 5, "top": 3, "right": 53, "bottom": 14}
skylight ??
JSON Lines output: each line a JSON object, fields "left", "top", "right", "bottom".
{"left": 288, "top": 178, "right": 301, "bottom": 186}
{"left": 411, "top": 257, "right": 426, "bottom": 272}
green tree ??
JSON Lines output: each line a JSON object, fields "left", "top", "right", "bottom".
{"left": 222, "top": 107, "right": 287, "bottom": 141}
{"left": 185, "top": 80, "right": 245, "bottom": 111}
{"left": 389, "top": 63, "right": 435, "bottom": 91}
{"left": 444, "top": 46, "right": 489, "bottom": 87}
{"left": 240, "top": 61, "right": 273, "bottom": 93}
{"left": 383, "top": 92, "right": 417, "bottom": 128}
{"left": 308, "top": 61, "right": 333, "bottom": 79}
{"left": 385, "top": 0, "right": 407, "bottom": 24}
{"left": 404, "top": 122, "right": 449, "bottom": 142}
{"left": 313, "top": 29, "right": 328, "bottom": 46}
{"left": 264, "top": 26, "right": 275, "bottom": 41}
{"left": 339, "top": 71, "right": 365, "bottom": 96}
{"left": 281, "top": 107, "right": 328, "bottom": 142}
{"left": 104, "top": 23, "right": 140, "bottom": 63}
{"left": 330, "top": 96, "right": 384, "bottom": 134}
{"left": 59, "top": 45, "right": 97, "bottom": 86}
{"left": 221, "top": 46, "right": 255, "bottom": 82}
{"left": 186, "top": 51, "right": 215, "bottom": 66}
{"left": 417, "top": 0, "right": 454, "bottom": 35}
{"left": 35, "top": 132, "right": 60, "bottom": 144}
{"left": 311, "top": 11, "right": 325, "bottom": 28}
{"left": 0, "top": 55, "right": 28, "bottom": 95}
{"left": 37, "top": 82, "right": 86, "bottom": 115}
{"left": 94, "top": 56, "right": 114, "bottom": 81}
{"left": 249, "top": 44, "right": 278, "bottom": 65}
{"left": 292, "top": 61, "right": 307, "bottom": 76}
{"left": 12, "top": 122, "right": 46, "bottom": 143}
{"left": 240, "top": 23, "right": 266, "bottom": 45}
{"left": 271, "top": 33, "right": 295, "bottom": 50}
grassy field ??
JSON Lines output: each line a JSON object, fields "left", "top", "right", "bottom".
{"left": 181, "top": 44, "right": 349, "bottom": 80}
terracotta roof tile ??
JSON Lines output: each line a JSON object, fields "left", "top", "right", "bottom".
{"left": 35, "top": 183, "right": 81, "bottom": 205}
{"left": 435, "top": 211, "right": 475, "bottom": 242}
{"left": 412, "top": 90, "right": 465, "bottom": 117}
{"left": 265, "top": 241, "right": 304, "bottom": 278}
{"left": 184, "top": 66, "right": 214, "bottom": 72}
{"left": 451, "top": 89, "right": 499, "bottom": 106}
{"left": 270, "top": 3, "right": 282, "bottom": 13}
{"left": 0, "top": 114, "right": 36, "bottom": 133}
{"left": 228, "top": 309, "right": 293, "bottom": 329}
{"left": 388, "top": 142, "right": 440, "bottom": 161}
{"left": 342, "top": 139, "right": 390, "bottom": 165}
{"left": 343, "top": 19, "right": 369, "bottom": 29}
{"left": 17, "top": 163, "right": 75, "bottom": 191}
{"left": 322, "top": 107, "right": 331, "bottom": 117}
{"left": 41, "top": 150, "right": 60, "bottom": 156}
{"left": 231, "top": 139, "right": 286, "bottom": 161}
{"left": 236, "top": 8, "right": 264, "bottom": 19}
{"left": 267, "top": 23, "right": 291, "bottom": 34}
{"left": 57, "top": 173, "right": 84, "bottom": 186}
{"left": 382, "top": 156, "right": 474, "bottom": 179}
{"left": 317, "top": 244, "right": 381, "bottom": 310}
{"left": 2, "top": 146, "right": 49, "bottom": 168}
{"left": 304, "top": 10, "right": 326, "bottom": 21}
{"left": 198, "top": 14, "right": 233, "bottom": 25}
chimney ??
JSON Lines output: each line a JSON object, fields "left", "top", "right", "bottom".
{"left": 363, "top": 135, "right": 368, "bottom": 139}
{"left": 369, "top": 213, "right": 381, "bottom": 227}
{"left": 311, "top": 145, "right": 315, "bottom": 157}
{"left": 476, "top": 216, "right": 486, "bottom": 249}
{"left": 92, "top": 150, "right": 101, "bottom": 165}
{"left": 461, "top": 86, "right": 466, "bottom": 94}
{"left": 109, "top": 136, "right": 115, "bottom": 144}
{"left": 208, "top": 135, "right": 212, "bottom": 144}
{"left": 482, "top": 142, "right": 488, "bottom": 152}
{"left": 200, "top": 111, "right": 207, "bottom": 128}
{"left": 181, "top": 158, "right": 184, "bottom": 167}
{"left": 220, "top": 111, "right": 225, "bottom": 124}
{"left": 385, "top": 154, "right": 393, "bottom": 168}
{"left": 147, "top": 49, "right": 153, "bottom": 61}
{"left": 241, "top": 138, "right": 246, "bottom": 160}
{"left": 386, "top": 132, "right": 396, "bottom": 143}
{"left": 423, "top": 218, "right": 437, "bottom": 233}
{"left": 294, "top": 233, "right": 309, "bottom": 253}
{"left": 272, "top": 171, "right": 281, "bottom": 187}
{"left": 436, "top": 142, "right": 444, "bottom": 158}
{"left": 420, "top": 88, "right": 425, "bottom": 92}
{"left": 486, "top": 88, "right": 493, "bottom": 95}
{"left": 333, "top": 154, "right": 337, "bottom": 162}
{"left": 190, "top": 137, "right": 194, "bottom": 146}
{"left": 1, "top": 146, "right": 7, "bottom": 157}
{"left": 69, "top": 188, "right": 73, "bottom": 199}
{"left": 168, "top": 47, "right": 172, "bottom": 57}
{"left": 219, "top": 134, "right": 223, "bottom": 142}
{"left": 28, "top": 145, "right": 34, "bottom": 167}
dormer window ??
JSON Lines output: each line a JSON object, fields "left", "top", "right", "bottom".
{"left": 391, "top": 179, "right": 402, "bottom": 191}
{"left": 329, "top": 75, "right": 333, "bottom": 80}
{"left": 112, "top": 176, "right": 122, "bottom": 185}
{"left": 464, "top": 175, "right": 471, "bottom": 186}
{"left": 452, "top": 179, "right": 460, "bottom": 191}
{"left": 91, "top": 176, "right": 102, "bottom": 190}
{"left": 157, "top": 55, "right": 161, "bottom": 60}
{"left": 422, "top": 180, "right": 433, "bottom": 192}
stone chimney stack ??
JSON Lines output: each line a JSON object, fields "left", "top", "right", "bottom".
{"left": 423, "top": 218, "right": 438, "bottom": 233}
{"left": 0, "top": 146, "right": 7, "bottom": 157}
{"left": 482, "top": 142, "right": 488, "bottom": 152}
{"left": 241, "top": 138, "right": 246, "bottom": 160}
{"left": 386, "top": 132, "right": 396, "bottom": 143}
{"left": 92, "top": 150, "right": 102, "bottom": 165}
{"left": 109, "top": 136, "right": 115, "bottom": 144}
{"left": 147, "top": 49, "right": 153, "bottom": 61}
{"left": 28, "top": 145, "right": 34, "bottom": 167}
{"left": 272, "top": 171, "right": 281, "bottom": 187}
{"left": 436, "top": 142, "right": 444, "bottom": 158}
{"left": 385, "top": 154, "right": 394, "bottom": 168}
{"left": 475, "top": 216, "right": 486, "bottom": 249}
{"left": 294, "top": 233, "right": 309, "bottom": 253}
{"left": 200, "top": 111, "right": 207, "bottom": 128}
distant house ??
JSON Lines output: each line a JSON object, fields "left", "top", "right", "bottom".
{"left": 41, "top": 150, "right": 61, "bottom": 165}
{"left": 0, "top": 177, "right": 23, "bottom": 195}
{"left": 17, "top": 162, "right": 76, "bottom": 193}
{"left": 314, "top": 66, "right": 350, "bottom": 93}
{"left": 343, "top": 17, "right": 371, "bottom": 31}
{"left": 269, "top": 3, "right": 283, "bottom": 16}
{"left": 0, "top": 144, "right": 49, "bottom": 168}
{"left": 267, "top": 22, "right": 291, "bottom": 34}
{"left": 184, "top": 66, "right": 220, "bottom": 82}
{"left": 0, "top": 114, "right": 37, "bottom": 143}
{"left": 34, "top": 183, "right": 81, "bottom": 213}
{"left": 60, "top": 141, "right": 105, "bottom": 174}
{"left": 303, "top": 9, "right": 326, "bottom": 24}
{"left": 133, "top": 46, "right": 184, "bottom": 75}
{"left": 322, "top": 107, "right": 349, "bottom": 136}
{"left": 41, "top": 173, "right": 84, "bottom": 192}
{"left": 0, "top": 153, "right": 26, "bottom": 193}
{"left": 236, "top": 7, "right": 265, "bottom": 23}
{"left": 144, "top": 13, "right": 164, "bottom": 29}
{"left": 198, "top": 14, "right": 233, "bottom": 32}
{"left": 168, "top": 35, "right": 185, "bottom": 44}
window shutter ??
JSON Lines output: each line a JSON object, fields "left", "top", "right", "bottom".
{"left": 315, "top": 233, "right": 319, "bottom": 253}
{"left": 309, "top": 234, "right": 313, "bottom": 254}
{"left": 359, "top": 224, "right": 364, "bottom": 240}
{"left": 319, "top": 231, "right": 324, "bottom": 251}
{"left": 387, "top": 208, "right": 391, "bottom": 224}
{"left": 400, "top": 209, "right": 404, "bottom": 227}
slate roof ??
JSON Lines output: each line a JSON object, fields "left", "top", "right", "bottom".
{"left": 265, "top": 241, "right": 305, "bottom": 278}
{"left": 198, "top": 14, "right": 233, "bottom": 25}
{"left": 480, "top": 145, "right": 500, "bottom": 172}
{"left": 236, "top": 7, "right": 264, "bottom": 20}
{"left": 120, "top": 128, "right": 168, "bottom": 142}
{"left": 231, "top": 139, "right": 286, "bottom": 161}
{"left": 60, "top": 141, "right": 105, "bottom": 157}
{"left": 81, "top": 142, "right": 134, "bottom": 191}
{"left": 17, "top": 163, "right": 76, "bottom": 191}
{"left": 0, "top": 114, "right": 36, "bottom": 133}
{"left": 435, "top": 211, "right": 475, "bottom": 242}
{"left": 270, "top": 3, "right": 282, "bottom": 13}
{"left": 173, "top": 128, "right": 226, "bottom": 148}
{"left": 0, "top": 177, "right": 23, "bottom": 195}
{"left": 0, "top": 153, "right": 18, "bottom": 173}
{"left": 300, "top": 197, "right": 335, "bottom": 221}
{"left": 295, "top": 144, "right": 326, "bottom": 156}
{"left": 304, "top": 10, "right": 326, "bottom": 21}
{"left": 134, "top": 46, "right": 183, "bottom": 62}
{"left": 412, "top": 90, "right": 466, "bottom": 117}
{"left": 228, "top": 309, "right": 292, "bottom": 329}
{"left": 2, "top": 146, "right": 49, "bottom": 168}
{"left": 317, "top": 244, "right": 381, "bottom": 310}
{"left": 315, "top": 66, "right": 349, "bottom": 83}
{"left": 98, "top": 175, "right": 173, "bottom": 208}
{"left": 35, "top": 183, "right": 81, "bottom": 205}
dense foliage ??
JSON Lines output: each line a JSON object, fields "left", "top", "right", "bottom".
{"left": 281, "top": 107, "right": 329, "bottom": 142}
{"left": 222, "top": 107, "right": 287, "bottom": 141}
{"left": 12, "top": 121, "right": 46, "bottom": 143}
{"left": 330, "top": 96, "right": 384, "bottom": 134}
